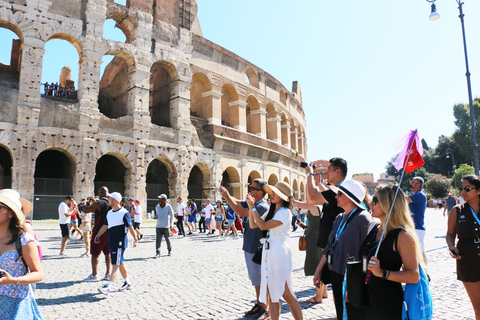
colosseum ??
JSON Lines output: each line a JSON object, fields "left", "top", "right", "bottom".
{"left": 0, "top": 0, "right": 307, "bottom": 218}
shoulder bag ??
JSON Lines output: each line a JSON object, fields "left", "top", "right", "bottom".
{"left": 299, "top": 222, "right": 320, "bottom": 251}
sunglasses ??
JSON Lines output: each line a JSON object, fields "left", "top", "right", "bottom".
{"left": 248, "top": 185, "right": 262, "bottom": 192}
{"left": 337, "top": 191, "right": 344, "bottom": 197}
{"left": 460, "top": 185, "right": 477, "bottom": 192}
{"left": 371, "top": 196, "right": 380, "bottom": 206}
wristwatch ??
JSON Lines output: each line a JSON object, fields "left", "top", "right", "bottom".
{"left": 251, "top": 208, "right": 257, "bottom": 212}
{"left": 307, "top": 172, "right": 313, "bottom": 177}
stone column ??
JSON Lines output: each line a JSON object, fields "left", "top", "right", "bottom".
{"left": 228, "top": 100, "right": 247, "bottom": 132}
{"left": 171, "top": 63, "right": 193, "bottom": 145}
{"left": 17, "top": 37, "right": 44, "bottom": 126}
{"left": 126, "top": 67, "right": 151, "bottom": 140}
{"left": 78, "top": 52, "right": 103, "bottom": 133}
{"left": 250, "top": 108, "right": 267, "bottom": 139}
{"left": 267, "top": 115, "right": 281, "bottom": 143}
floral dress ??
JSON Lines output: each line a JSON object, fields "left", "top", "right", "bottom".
{"left": 0, "top": 232, "right": 43, "bottom": 320}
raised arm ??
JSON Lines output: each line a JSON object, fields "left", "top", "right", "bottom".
{"left": 219, "top": 186, "right": 249, "bottom": 217}
{"left": 290, "top": 197, "right": 320, "bottom": 214}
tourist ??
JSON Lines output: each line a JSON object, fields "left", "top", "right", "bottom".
{"left": 205, "top": 199, "right": 214, "bottom": 235}
{"left": 95, "top": 192, "right": 138, "bottom": 294}
{"left": 313, "top": 180, "right": 372, "bottom": 320}
{"left": 215, "top": 200, "right": 226, "bottom": 239}
{"left": 407, "top": 177, "right": 428, "bottom": 264}
{"left": 132, "top": 200, "right": 143, "bottom": 240}
{"left": 58, "top": 195, "right": 76, "bottom": 256}
{"left": 176, "top": 197, "right": 186, "bottom": 237}
{"left": 247, "top": 182, "right": 302, "bottom": 320}
{"left": 224, "top": 205, "right": 239, "bottom": 239}
{"left": 0, "top": 189, "right": 43, "bottom": 319}
{"left": 188, "top": 199, "right": 198, "bottom": 233}
{"left": 447, "top": 175, "right": 480, "bottom": 319}
{"left": 154, "top": 194, "right": 173, "bottom": 258}
{"left": 363, "top": 185, "right": 423, "bottom": 319}
{"left": 69, "top": 199, "right": 82, "bottom": 238}
{"left": 199, "top": 204, "right": 206, "bottom": 233}
{"left": 219, "top": 179, "right": 269, "bottom": 318}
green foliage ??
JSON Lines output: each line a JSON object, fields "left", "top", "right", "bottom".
{"left": 452, "top": 163, "right": 475, "bottom": 193}
{"left": 452, "top": 98, "right": 480, "bottom": 164}
{"left": 425, "top": 174, "right": 450, "bottom": 198}
{"left": 385, "top": 157, "right": 432, "bottom": 190}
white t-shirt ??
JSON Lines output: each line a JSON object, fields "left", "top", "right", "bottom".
{"left": 58, "top": 201, "right": 71, "bottom": 224}
{"left": 177, "top": 202, "right": 186, "bottom": 216}
{"left": 134, "top": 205, "right": 143, "bottom": 223}
{"left": 205, "top": 204, "right": 214, "bottom": 219}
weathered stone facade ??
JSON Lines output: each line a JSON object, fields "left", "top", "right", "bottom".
{"left": 0, "top": 0, "right": 307, "bottom": 219}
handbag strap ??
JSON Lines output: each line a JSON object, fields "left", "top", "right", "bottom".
{"left": 305, "top": 222, "right": 320, "bottom": 239}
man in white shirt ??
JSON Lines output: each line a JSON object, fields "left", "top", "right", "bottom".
{"left": 205, "top": 199, "right": 214, "bottom": 234}
{"left": 58, "top": 195, "right": 76, "bottom": 256}
{"left": 176, "top": 197, "right": 186, "bottom": 237}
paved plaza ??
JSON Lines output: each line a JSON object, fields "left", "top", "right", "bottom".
{"left": 32, "top": 208, "right": 473, "bottom": 319}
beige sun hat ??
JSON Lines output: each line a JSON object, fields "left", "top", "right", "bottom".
{"left": 0, "top": 189, "right": 33, "bottom": 225}
{"left": 263, "top": 181, "right": 292, "bottom": 202}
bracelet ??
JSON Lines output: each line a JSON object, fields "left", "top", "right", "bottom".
{"left": 382, "top": 269, "right": 387, "bottom": 280}
{"left": 16, "top": 277, "right": 20, "bottom": 285}
{"left": 387, "top": 270, "right": 391, "bottom": 279}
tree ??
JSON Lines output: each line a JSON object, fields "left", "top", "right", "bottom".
{"left": 385, "top": 157, "right": 432, "bottom": 190}
{"left": 452, "top": 98, "right": 480, "bottom": 164}
{"left": 452, "top": 163, "right": 475, "bottom": 193}
{"left": 425, "top": 174, "right": 450, "bottom": 198}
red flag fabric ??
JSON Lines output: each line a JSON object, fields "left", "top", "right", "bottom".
{"left": 404, "top": 139, "right": 425, "bottom": 174}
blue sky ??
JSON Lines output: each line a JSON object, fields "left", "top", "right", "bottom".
{"left": 1, "top": 0, "right": 480, "bottom": 180}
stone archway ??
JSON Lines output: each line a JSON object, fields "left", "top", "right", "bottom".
{"left": 94, "top": 154, "right": 128, "bottom": 198}
{"left": 0, "top": 145, "right": 12, "bottom": 189}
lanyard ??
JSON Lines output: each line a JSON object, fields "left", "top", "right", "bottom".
{"left": 332, "top": 207, "right": 359, "bottom": 248}
{"left": 470, "top": 206, "right": 480, "bottom": 226}
{"left": 246, "top": 199, "right": 265, "bottom": 223}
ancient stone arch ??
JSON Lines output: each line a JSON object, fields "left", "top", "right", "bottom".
{"left": 268, "top": 173, "right": 278, "bottom": 186}
{"left": 244, "top": 67, "right": 259, "bottom": 88}
{"left": 292, "top": 179, "right": 298, "bottom": 198}
{"left": 150, "top": 60, "right": 178, "bottom": 127}
{"left": 190, "top": 72, "right": 212, "bottom": 119}
{"left": 105, "top": 6, "right": 138, "bottom": 43}
{"left": 222, "top": 166, "right": 241, "bottom": 199}
{"left": 279, "top": 89, "right": 286, "bottom": 105}
{"left": 221, "top": 83, "right": 238, "bottom": 127}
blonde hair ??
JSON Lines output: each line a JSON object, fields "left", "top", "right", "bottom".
{"left": 376, "top": 184, "right": 425, "bottom": 269}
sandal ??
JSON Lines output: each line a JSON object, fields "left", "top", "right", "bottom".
{"left": 306, "top": 296, "right": 323, "bottom": 304}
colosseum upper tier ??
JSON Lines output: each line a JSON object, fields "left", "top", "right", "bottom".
{"left": 0, "top": 0, "right": 307, "bottom": 218}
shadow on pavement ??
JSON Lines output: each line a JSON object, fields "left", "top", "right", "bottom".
{"left": 36, "top": 292, "right": 106, "bottom": 305}
{"left": 37, "top": 281, "right": 80, "bottom": 290}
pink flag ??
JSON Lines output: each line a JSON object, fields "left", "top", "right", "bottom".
{"left": 392, "top": 130, "right": 425, "bottom": 174}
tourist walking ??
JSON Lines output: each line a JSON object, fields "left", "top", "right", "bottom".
{"left": 154, "top": 194, "right": 173, "bottom": 258}
{"left": 176, "top": 197, "right": 186, "bottom": 237}
{"left": 407, "top": 177, "right": 428, "bottom": 264}
{"left": 95, "top": 192, "right": 138, "bottom": 294}
{"left": 58, "top": 195, "right": 76, "bottom": 256}
{"left": 215, "top": 200, "right": 226, "bottom": 239}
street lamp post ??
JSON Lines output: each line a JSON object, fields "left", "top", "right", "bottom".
{"left": 446, "top": 148, "right": 457, "bottom": 191}
{"left": 427, "top": 0, "right": 480, "bottom": 175}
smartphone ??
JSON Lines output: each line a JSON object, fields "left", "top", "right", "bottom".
{"left": 0, "top": 271, "right": 4, "bottom": 278}
{"left": 300, "top": 161, "right": 308, "bottom": 168}
{"left": 449, "top": 248, "right": 461, "bottom": 259}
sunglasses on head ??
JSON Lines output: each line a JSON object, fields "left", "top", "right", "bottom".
{"left": 371, "top": 196, "right": 380, "bottom": 206}
{"left": 248, "top": 185, "right": 262, "bottom": 192}
{"left": 460, "top": 185, "right": 477, "bottom": 192}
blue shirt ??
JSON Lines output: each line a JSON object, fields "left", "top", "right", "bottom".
{"left": 240, "top": 199, "right": 269, "bottom": 254}
{"left": 409, "top": 190, "right": 427, "bottom": 230}
{"left": 190, "top": 203, "right": 198, "bottom": 215}
{"left": 105, "top": 207, "right": 132, "bottom": 249}
{"left": 226, "top": 206, "right": 236, "bottom": 220}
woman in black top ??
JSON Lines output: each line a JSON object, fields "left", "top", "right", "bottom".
{"left": 447, "top": 175, "right": 480, "bottom": 319}
{"left": 364, "top": 185, "right": 423, "bottom": 319}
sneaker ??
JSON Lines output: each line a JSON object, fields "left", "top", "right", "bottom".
{"left": 59, "top": 252, "right": 67, "bottom": 256}
{"left": 168, "top": 249, "right": 171, "bottom": 256}
{"left": 80, "top": 252, "right": 88, "bottom": 258}
{"left": 103, "top": 274, "right": 111, "bottom": 281}
{"left": 84, "top": 274, "right": 99, "bottom": 282}
{"left": 118, "top": 281, "right": 132, "bottom": 292}
{"left": 255, "top": 310, "right": 270, "bottom": 320}
{"left": 155, "top": 251, "right": 161, "bottom": 259}
{"left": 234, "top": 236, "right": 239, "bottom": 239}
{"left": 98, "top": 285, "right": 111, "bottom": 295}
{"left": 139, "top": 234, "right": 143, "bottom": 240}
{"left": 221, "top": 235, "right": 226, "bottom": 240}
{"left": 187, "top": 232, "right": 192, "bottom": 235}
{"left": 245, "top": 304, "right": 261, "bottom": 316}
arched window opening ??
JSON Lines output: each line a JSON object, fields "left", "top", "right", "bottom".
{"left": 94, "top": 154, "right": 126, "bottom": 197}
{"left": 268, "top": 174, "right": 278, "bottom": 186}
{"left": 266, "top": 104, "right": 276, "bottom": 141}
{"left": 297, "top": 126, "right": 304, "bottom": 155}
{"left": 34, "top": 150, "right": 74, "bottom": 219}
{"left": 221, "top": 84, "right": 238, "bottom": 127}
{"left": 41, "top": 39, "right": 79, "bottom": 99}
{"left": 146, "top": 159, "right": 170, "bottom": 212}
{"left": 292, "top": 179, "right": 298, "bottom": 198}
{"left": 150, "top": 62, "right": 176, "bottom": 127}
{"left": 188, "top": 165, "right": 204, "bottom": 200}
{"left": 0, "top": 27, "right": 20, "bottom": 89}
{"left": 222, "top": 166, "right": 241, "bottom": 199}
{"left": 290, "top": 119, "right": 297, "bottom": 151}
{"left": 283, "top": 176, "right": 289, "bottom": 184}
{"left": 279, "top": 89, "right": 287, "bottom": 105}
{"left": 245, "top": 68, "right": 259, "bottom": 88}
{"left": 103, "top": 18, "right": 127, "bottom": 43}
{"left": 98, "top": 54, "right": 132, "bottom": 119}
{"left": 248, "top": 171, "right": 261, "bottom": 186}
{"left": 113, "top": 0, "right": 128, "bottom": 6}
{"left": 190, "top": 73, "right": 212, "bottom": 119}
{"left": 246, "top": 106, "right": 252, "bottom": 134}
{"left": 0, "top": 146, "right": 12, "bottom": 189}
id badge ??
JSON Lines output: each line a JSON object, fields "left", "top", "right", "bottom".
{"left": 265, "top": 241, "right": 270, "bottom": 250}
{"left": 327, "top": 254, "right": 332, "bottom": 264}
{"left": 362, "top": 256, "right": 369, "bottom": 273}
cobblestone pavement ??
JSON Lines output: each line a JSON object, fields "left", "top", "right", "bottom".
{"left": 31, "top": 208, "right": 473, "bottom": 319}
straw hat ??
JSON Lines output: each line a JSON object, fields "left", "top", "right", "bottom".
{"left": 329, "top": 180, "right": 366, "bottom": 208}
{"left": 263, "top": 181, "right": 292, "bottom": 202}
{"left": 0, "top": 189, "right": 33, "bottom": 225}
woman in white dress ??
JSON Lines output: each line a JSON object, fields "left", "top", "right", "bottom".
{"left": 247, "top": 181, "right": 303, "bottom": 320}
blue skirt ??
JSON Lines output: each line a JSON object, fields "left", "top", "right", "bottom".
{"left": 0, "top": 295, "right": 43, "bottom": 320}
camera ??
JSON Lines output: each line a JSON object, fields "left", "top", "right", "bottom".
{"left": 0, "top": 271, "right": 5, "bottom": 278}
{"left": 300, "top": 161, "right": 308, "bottom": 168}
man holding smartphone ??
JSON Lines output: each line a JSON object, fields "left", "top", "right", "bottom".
{"left": 219, "top": 179, "right": 269, "bottom": 319}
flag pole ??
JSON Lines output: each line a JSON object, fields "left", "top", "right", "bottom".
{"left": 365, "top": 129, "right": 418, "bottom": 283}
